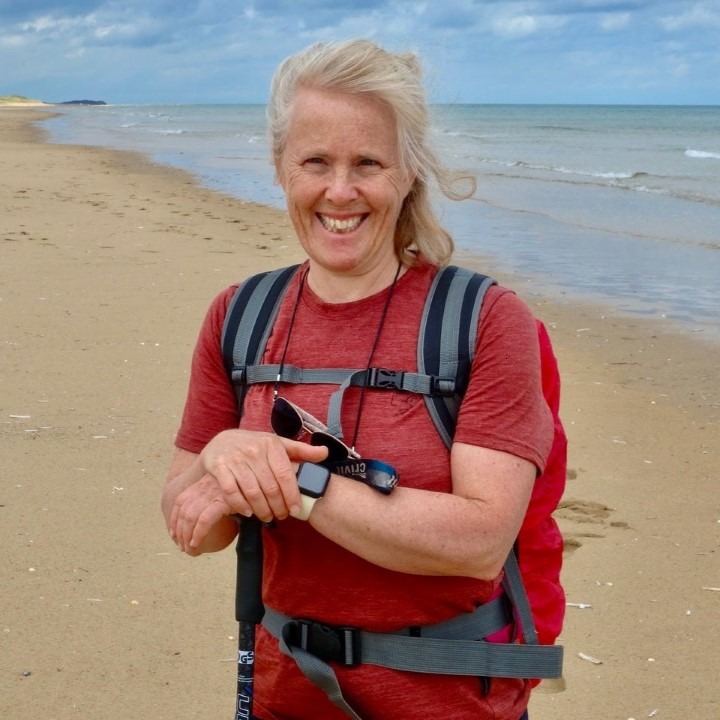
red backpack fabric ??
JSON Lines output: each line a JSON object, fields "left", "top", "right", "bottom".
{"left": 518, "top": 321, "right": 567, "bottom": 652}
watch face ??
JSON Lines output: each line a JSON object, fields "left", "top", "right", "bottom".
{"left": 297, "top": 463, "right": 330, "bottom": 498}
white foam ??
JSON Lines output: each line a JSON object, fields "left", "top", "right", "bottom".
{"left": 686, "top": 149, "right": 720, "bottom": 160}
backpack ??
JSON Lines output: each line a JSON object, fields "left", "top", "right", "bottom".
{"left": 221, "top": 264, "right": 565, "bottom": 693}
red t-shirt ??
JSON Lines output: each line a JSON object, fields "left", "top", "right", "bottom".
{"left": 176, "top": 260, "right": 553, "bottom": 720}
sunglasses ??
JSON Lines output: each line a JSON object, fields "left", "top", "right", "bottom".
{"left": 271, "top": 396, "right": 360, "bottom": 463}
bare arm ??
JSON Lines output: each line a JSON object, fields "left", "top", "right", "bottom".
{"left": 308, "top": 442, "right": 536, "bottom": 580}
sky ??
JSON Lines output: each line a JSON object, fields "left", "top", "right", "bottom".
{"left": 1, "top": 1, "right": 719, "bottom": 105}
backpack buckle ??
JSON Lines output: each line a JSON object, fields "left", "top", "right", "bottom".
{"left": 430, "top": 376, "right": 456, "bottom": 397}
{"left": 283, "top": 619, "right": 362, "bottom": 667}
{"left": 367, "top": 367, "right": 404, "bottom": 390}
{"left": 230, "top": 366, "right": 247, "bottom": 385}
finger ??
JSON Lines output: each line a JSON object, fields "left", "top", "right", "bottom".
{"left": 172, "top": 477, "right": 232, "bottom": 551}
{"left": 169, "top": 499, "right": 180, "bottom": 542}
{"left": 263, "top": 441, "right": 310, "bottom": 518}
{"left": 211, "top": 462, "right": 255, "bottom": 517}
{"left": 280, "top": 437, "right": 330, "bottom": 464}
{"left": 240, "top": 468, "right": 275, "bottom": 523}
{"left": 189, "top": 497, "right": 233, "bottom": 550}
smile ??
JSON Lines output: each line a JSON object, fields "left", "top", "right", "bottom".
{"left": 317, "top": 214, "right": 367, "bottom": 234}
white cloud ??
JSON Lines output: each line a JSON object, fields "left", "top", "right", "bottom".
{"left": 599, "top": 11, "right": 631, "bottom": 31}
{"left": 0, "top": 34, "right": 26, "bottom": 48}
{"left": 491, "top": 12, "right": 567, "bottom": 37}
{"left": 659, "top": 2, "right": 720, "bottom": 31}
{"left": 493, "top": 14, "right": 538, "bottom": 36}
{"left": 20, "top": 14, "right": 84, "bottom": 33}
{"left": 670, "top": 59, "right": 690, "bottom": 77}
{"left": 0, "top": 0, "right": 717, "bottom": 104}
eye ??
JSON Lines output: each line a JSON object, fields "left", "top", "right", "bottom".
{"left": 358, "top": 158, "right": 380, "bottom": 167}
{"left": 305, "top": 157, "right": 325, "bottom": 165}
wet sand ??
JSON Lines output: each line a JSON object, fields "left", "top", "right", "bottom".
{"left": 2, "top": 108, "right": 718, "bottom": 720}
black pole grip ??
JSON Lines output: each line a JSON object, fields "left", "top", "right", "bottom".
{"left": 235, "top": 516, "right": 265, "bottom": 623}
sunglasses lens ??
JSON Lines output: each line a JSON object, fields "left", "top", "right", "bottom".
{"left": 271, "top": 397, "right": 303, "bottom": 439}
{"left": 310, "top": 433, "right": 350, "bottom": 462}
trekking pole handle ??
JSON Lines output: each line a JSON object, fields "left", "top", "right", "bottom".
{"left": 235, "top": 515, "right": 264, "bottom": 623}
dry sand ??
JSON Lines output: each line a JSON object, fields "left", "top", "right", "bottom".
{"left": 2, "top": 108, "right": 718, "bottom": 720}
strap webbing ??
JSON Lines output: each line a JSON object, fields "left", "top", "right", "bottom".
{"left": 221, "top": 265, "right": 300, "bottom": 412}
{"left": 419, "top": 266, "right": 496, "bottom": 448}
{"left": 263, "top": 587, "right": 562, "bottom": 718}
{"left": 502, "top": 549, "right": 539, "bottom": 646}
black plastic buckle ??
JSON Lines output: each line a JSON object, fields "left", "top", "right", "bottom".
{"left": 367, "top": 367, "right": 404, "bottom": 390}
{"left": 230, "top": 366, "right": 247, "bottom": 385}
{"left": 430, "top": 375, "right": 456, "bottom": 397}
{"left": 283, "top": 619, "right": 362, "bottom": 667}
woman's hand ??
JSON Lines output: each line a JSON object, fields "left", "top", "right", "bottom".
{"left": 200, "top": 429, "right": 322, "bottom": 520}
{"left": 165, "top": 430, "right": 328, "bottom": 554}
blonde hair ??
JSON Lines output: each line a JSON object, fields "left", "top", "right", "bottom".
{"left": 267, "top": 39, "right": 476, "bottom": 267}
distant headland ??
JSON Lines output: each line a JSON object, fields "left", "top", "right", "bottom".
{"left": 58, "top": 100, "right": 108, "bottom": 106}
{"left": 0, "top": 95, "right": 107, "bottom": 107}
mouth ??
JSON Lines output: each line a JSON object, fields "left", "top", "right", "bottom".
{"left": 317, "top": 213, "right": 367, "bottom": 234}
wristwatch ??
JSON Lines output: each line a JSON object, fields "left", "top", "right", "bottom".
{"left": 295, "top": 462, "right": 331, "bottom": 521}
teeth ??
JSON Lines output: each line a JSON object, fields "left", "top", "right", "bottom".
{"left": 319, "top": 214, "right": 364, "bottom": 233}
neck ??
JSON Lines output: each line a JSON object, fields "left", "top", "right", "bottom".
{"left": 305, "top": 260, "right": 405, "bottom": 303}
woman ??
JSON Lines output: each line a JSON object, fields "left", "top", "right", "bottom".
{"left": 162, "top": 39, "right": 554, "bottom": 720}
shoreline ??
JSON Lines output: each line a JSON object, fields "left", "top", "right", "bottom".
{"left": 34, "top": 104, "right": 720, "bottom": 342}
{"left": 2, "top": 107, "right": 719, "bottom": 720}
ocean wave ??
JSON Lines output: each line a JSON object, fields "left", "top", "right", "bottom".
{"left": 480, "top": 166, "right": 719, "bottom": 207}
{"left": 555, "top": 166, "right": 649, "bottom": 180}
{"left": 686, "top": 149, "right": 720, "bottom": 160}
{"left": 481, "top": 157, "right": 650, "bottom": 181}
{"left": 149, "top": 128, "right": 186, "bottom": 135}
{"left": 532, "top": 125, "right": 588, "bottom": 132}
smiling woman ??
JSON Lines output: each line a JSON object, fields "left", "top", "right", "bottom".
{"left": 161, "top": 38, "right": 562, "bottom": 720}
{"left": 276, "top": 87, "right": 414, "bottom": 293}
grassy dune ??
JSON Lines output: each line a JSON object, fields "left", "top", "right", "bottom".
{"left": 0, "top": 94, "right": 48, "bottom": 105}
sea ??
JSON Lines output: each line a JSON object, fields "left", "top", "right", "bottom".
{"left": 42, "top": 103, "right": 720, "bottom": 342}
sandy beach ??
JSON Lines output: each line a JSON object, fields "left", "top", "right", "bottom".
{"left": 2, "top": 107, "right": 718, "bottom": 720}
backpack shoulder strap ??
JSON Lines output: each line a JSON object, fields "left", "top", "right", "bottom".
{"left": 420, "top": 266, "right": 543, "bottom": 647}
{"left": 418, "top": 265, "right": 496, "bottom": 448}
{"left": 221, "top": 264, "right": 301, "bottom": 415}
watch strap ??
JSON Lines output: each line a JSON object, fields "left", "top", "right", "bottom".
{"left": 295, "top": 493, "right": 318, "bottom": 521}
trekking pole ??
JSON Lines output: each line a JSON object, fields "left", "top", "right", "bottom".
{"left": 233, "top": 515, "right": 264, "bottom": 720}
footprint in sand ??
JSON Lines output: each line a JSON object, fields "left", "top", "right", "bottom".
{"left": 555, "top": 499, "right": 624, "bottom": 556}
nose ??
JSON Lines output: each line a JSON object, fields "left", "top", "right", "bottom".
{"left": 324, "top": 167, "right": 359, "bottom": 205}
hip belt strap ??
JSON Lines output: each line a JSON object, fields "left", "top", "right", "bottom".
{"left": 262, "top": 596, "right": 563, "bottom": 719}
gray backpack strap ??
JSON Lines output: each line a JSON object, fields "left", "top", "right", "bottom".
{"left": 418, "top": 266, "right": 544, "bottom": 647}
{"left": 221, "top": 265, "right": 300, "bottom": 413}
{"left": 418, "top": 265, "right": 496, "bottom": 449}
{"left": 262, "top": 593, "right": 562, "bottom": 715}
{"left": 502, "top": 549, "right": 539, "bottom": 646}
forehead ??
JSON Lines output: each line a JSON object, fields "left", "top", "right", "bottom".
{"left": 285, "top": 87, "right": 399, "bottom": 153}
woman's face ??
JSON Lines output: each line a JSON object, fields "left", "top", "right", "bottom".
{"left": 276, "top": 87, "right": 414, "bottom": 280}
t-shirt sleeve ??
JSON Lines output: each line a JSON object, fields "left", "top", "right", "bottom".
{"left": 174, "top": 285, "right": 240, "bottom": 454}
{"left": 453, "top": 286, "right": 554, "bottom": 472}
